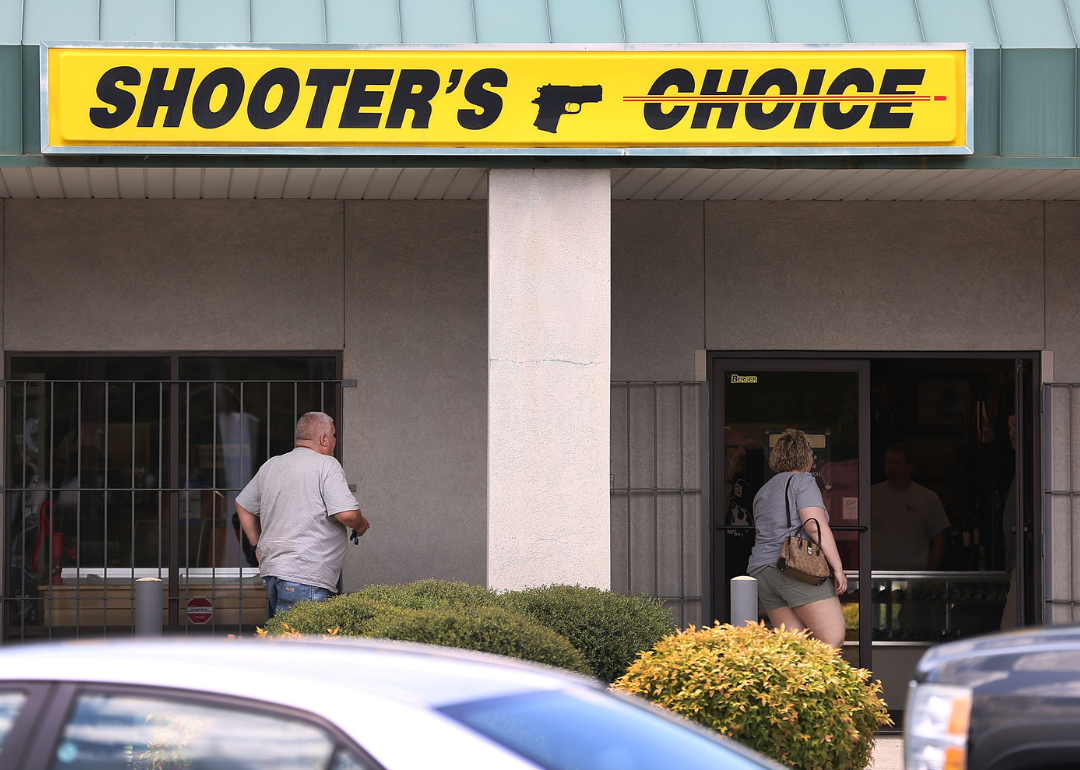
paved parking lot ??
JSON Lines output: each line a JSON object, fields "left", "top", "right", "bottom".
{"left": 870, "top": 736, "right": 903, "bottom": 770}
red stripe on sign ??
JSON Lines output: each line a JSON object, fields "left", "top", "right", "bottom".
{"left": 622, "top": 95, "right": 941, "bottom": 104}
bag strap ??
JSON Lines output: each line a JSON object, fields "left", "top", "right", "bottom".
{"left": 784, "top": 476, "right": 794, "bottom": 528}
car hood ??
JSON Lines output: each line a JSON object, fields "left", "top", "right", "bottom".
{"left": 915, "top": 626, "right": 1080, "bottom": 689}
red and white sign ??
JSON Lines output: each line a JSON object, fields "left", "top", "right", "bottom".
{"left": 186, "top": 597, "right": 213, "bottom": 624}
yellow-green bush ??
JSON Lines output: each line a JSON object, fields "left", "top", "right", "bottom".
{"left": 613, "top": 623, "right": 890, "bottom": 770}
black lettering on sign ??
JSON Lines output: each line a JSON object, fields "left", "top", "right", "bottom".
{"left": 745, "top": 69, "right": 797, "bottom": 130}
{"left": 248, "top": 68, "right": 300, "bottom": 129}
{"left": 138, "top": 67, "right": 195, "bottom": 128}
{"left": 870, "top": 69, "right": 925, "bottom": 129}
{"left": 192, "top": 68, "right": 245, "bottom": 129}
{"left": 305, "top": 69, "right": 349, "bottom": 128}
{"left": 691, "top": 69, "right": 747, "bottom": 129}
{"left": 457, "top": 68, "right": 507, "bottom": 130}
{"left": 824, "top": 68, "right": 873, "bottom": 129}
{"left": 644, "top": 69, "right": 694, "bottom": 130}
{"left": 340, "top": 69, "right": 393, "bottom": 128}
{"left": 386, "top": 69, "right": 441, "bottom": 129}
{"left": 90, "top": 66, "right": 140, "bottom": 129}
{"left": 794, "top": 69, "right": 825, "bottom": 129}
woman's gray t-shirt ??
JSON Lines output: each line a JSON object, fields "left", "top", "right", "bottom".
{"left": 747, "top": 471, "right": 828, "bottom": 576}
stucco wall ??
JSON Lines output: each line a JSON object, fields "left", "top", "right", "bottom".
{"left": 342, "top": 201, "right": 488, "bottom": 590}
{"left": 4, "top": 200, "right": 345, "bottom": 351}
{"left": 705, "top": 201, "right": 1045, "bottom": 352}
{"left": 0, "top": 198, "right": 490, "bottom": 594}
{"left": 611, "top": 202, "right": 704, "bottom": 381}
{"left": 1046, "top": 203, "right": 1080, "bottom": 382}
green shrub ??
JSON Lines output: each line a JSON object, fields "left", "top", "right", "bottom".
{"left": 499, "top": 585, "right": 676, "bottom": 683}
{"left": 365, "top": 605, "right": 593, "bottom": 676}
{"left": 262, "top": 594, "right": 401, "bottom": 637}
{"left": 355, "top": 579, "right": 501, "bottom": 611}
{"left": 613, "top": 623, "right": 891, "bottom": 770}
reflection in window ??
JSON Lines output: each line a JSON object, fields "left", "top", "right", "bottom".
{"left": 441, "top": 689, "right": 767, "bottom": 770}
{"left": 52, "top": 693, "right": 335, "bottom": 770}
{"left": 0, "top": 691, "right": 27, "bottom": 756}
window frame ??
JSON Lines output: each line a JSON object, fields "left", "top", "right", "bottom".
{"left": 0, "top": 682, "right": 53, "bottom": 770}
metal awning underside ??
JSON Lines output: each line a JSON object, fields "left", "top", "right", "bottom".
{"left": 7, "top": 165, "right": 1080, "bottom": 201}
{"left": 3, "top": 0, "right": 1078, "bottom": 49}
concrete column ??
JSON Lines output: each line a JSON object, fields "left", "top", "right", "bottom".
{"left": 488, "top": 169, "right": 611, "bottom": 591}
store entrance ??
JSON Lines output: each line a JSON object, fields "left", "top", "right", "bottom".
{"left": 712, "top": 354, "right": 1036, "bottom": 716}
{"left": 714, "top": 359, "right": 870, "bottom": 670}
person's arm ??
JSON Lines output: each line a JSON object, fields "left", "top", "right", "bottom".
{"left": 927, "top": 492, "right": 950, "bottom": 571}
{"left": 798, "top": 506, "right": 847, "bottom": 595}
{"left": 928, "top": 531, "right": 946, "bottom": 571}
{"left": 332, "top": 509, "right": 370, "bottom": 537}
{"left": 235, "top": 502, "right": 262, "bottom": 560}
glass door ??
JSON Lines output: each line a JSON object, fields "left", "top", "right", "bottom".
{"left": 713, "top": 358, "right": 870, "bottom": 669}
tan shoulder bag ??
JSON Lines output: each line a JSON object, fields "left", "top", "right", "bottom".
{"left": 775, "top": 476, "right": 832, "bottom": 586}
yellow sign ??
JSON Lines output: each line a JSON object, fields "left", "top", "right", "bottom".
{"left": 43, "top": 45, "right": 971, "bottom": 154}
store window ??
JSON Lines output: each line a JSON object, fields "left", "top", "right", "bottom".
{"left": 6, "top": 355, "right": 340, "bottom": 638}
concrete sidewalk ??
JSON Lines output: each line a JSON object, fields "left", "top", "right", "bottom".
{"left": 869, "top": 736, "right": 903, "bottom": 770}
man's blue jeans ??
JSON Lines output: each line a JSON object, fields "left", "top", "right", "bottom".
{"left": 263, "top": 576, "right": 335, "bottom": 619}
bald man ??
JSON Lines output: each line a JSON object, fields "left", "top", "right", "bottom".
{"left": 236, "top": 411, "right": 370, "bottom": 618}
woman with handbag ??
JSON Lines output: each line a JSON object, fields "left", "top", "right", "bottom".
{"left": 747, "top": 429, "right": 848, "bottom": 649}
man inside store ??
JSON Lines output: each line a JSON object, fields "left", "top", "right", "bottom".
{"left": 235, "top": 411, "right": 370, "bottom": 618}
{"left": 870, "top": 444, "right": 950, "bottom": 571}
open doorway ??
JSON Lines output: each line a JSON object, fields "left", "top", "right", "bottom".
{"left": 869, "top": 358, "right": 1035, "bottom": 638}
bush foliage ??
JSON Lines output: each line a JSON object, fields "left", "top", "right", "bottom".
{"left": 354, "top": 579, "right": 501, "bottom": 611}
{"left": 613, "top": 623, "right": 891, "bottom": 770}
{"left": 261, "top": 594, "right": 400, "bottom": 637}
{"left": 365, "top": 605, "right": 593, "bottom": 675}
{"left": 262, "top": 579, "right": 674, "bottom": 682}
{"left": 501, "top": 585, "right": 676, "bottom": 683}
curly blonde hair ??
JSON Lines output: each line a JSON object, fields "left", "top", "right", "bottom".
{"left": 769, "top": 429, "right": 814, "bottom": 473}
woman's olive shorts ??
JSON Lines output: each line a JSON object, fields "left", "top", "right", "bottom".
{"left": 753, "top": 565, "right": 836, "bottom": 613}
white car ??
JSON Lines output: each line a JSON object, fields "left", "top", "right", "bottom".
{"left": 0, "top": 638, "right": 782, "bottom": 770}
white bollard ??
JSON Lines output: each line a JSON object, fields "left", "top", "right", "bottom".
{"left": 730, "top": 576, "right": 759, "bottom": 627}
{"left": 135, "top": 577, "right": 163, "bottom": 637}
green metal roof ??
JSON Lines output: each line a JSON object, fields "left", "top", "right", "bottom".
{"left": 4, "top": 0, "right": 1080, "bottom": 47}
{"left": 3, "top": 0, "right": 1080, "bottom": 165}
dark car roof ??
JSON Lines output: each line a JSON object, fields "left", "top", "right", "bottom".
{"left": 916, "top": 626, "right": 1080, "bottom": 683}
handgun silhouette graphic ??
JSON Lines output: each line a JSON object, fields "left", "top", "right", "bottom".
{"left": 532, "top": 84, "right": 603, "bottom": 133}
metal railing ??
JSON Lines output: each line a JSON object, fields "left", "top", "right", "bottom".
{"left": 1044, "top": 383, "right": 1080, "bottom": 623}
{"left": 610, "top": 382, "right": 710, "bottom": 628}
{"left": 4, "top": 378, "right": 343, "bottom": 641}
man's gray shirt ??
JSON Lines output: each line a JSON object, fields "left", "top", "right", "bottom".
{"left": 236, "top": 447, "right": 359, "bottom": 592}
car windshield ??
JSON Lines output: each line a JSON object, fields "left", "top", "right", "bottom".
{"left": 439, "top": 689, "right": 772, "bottom": 770}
